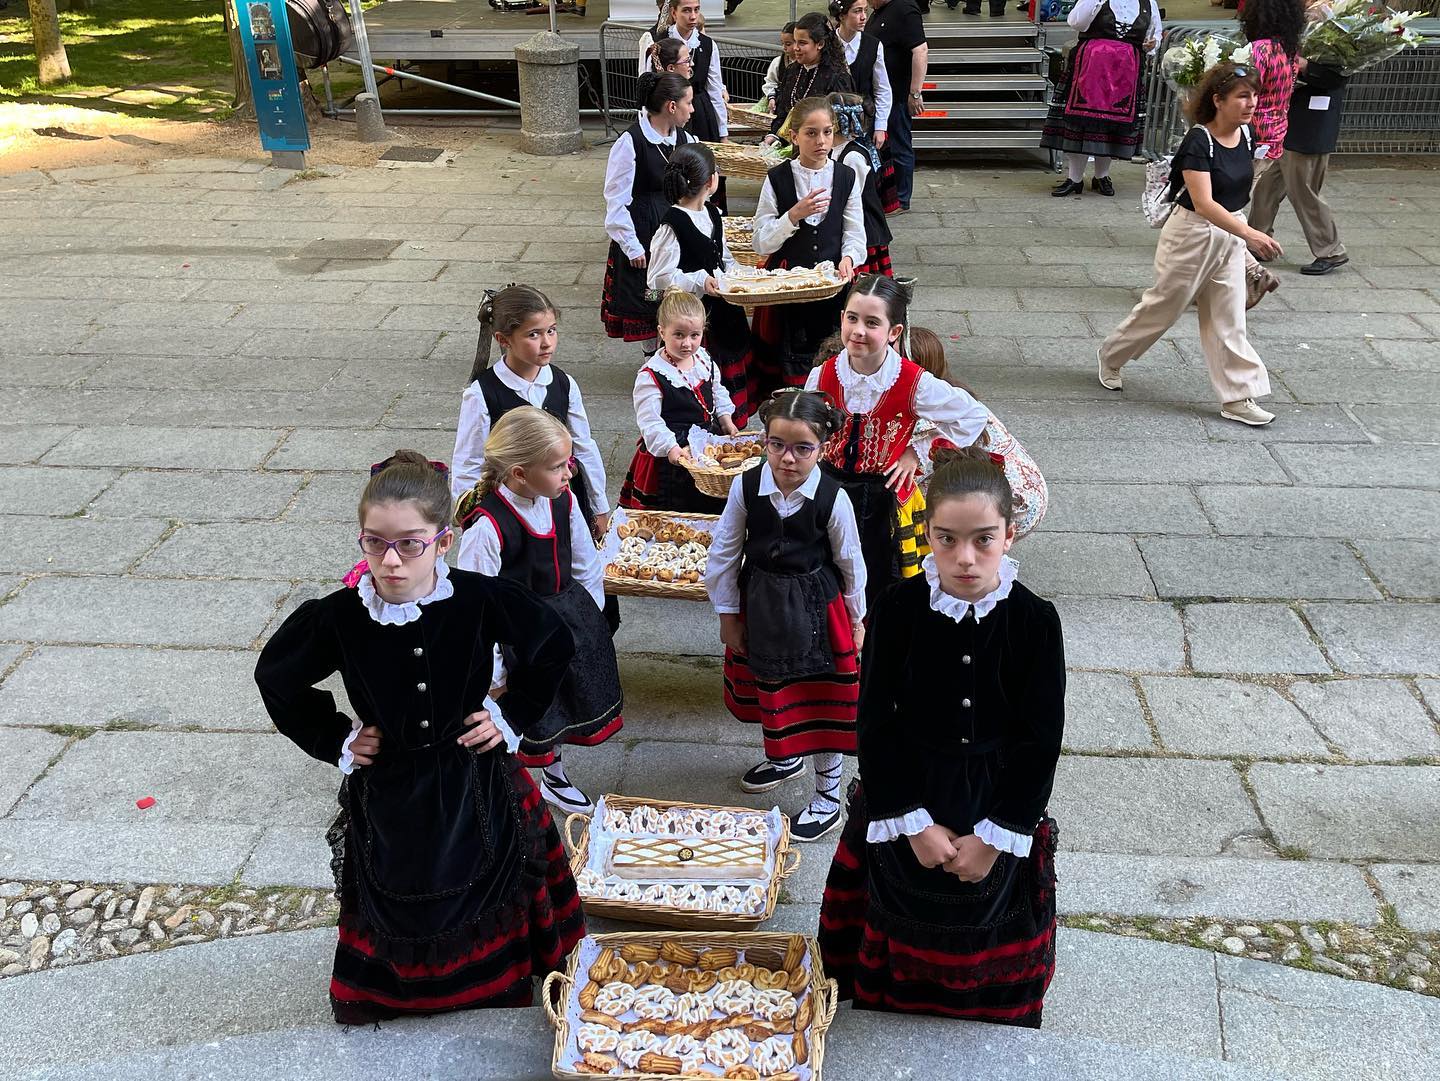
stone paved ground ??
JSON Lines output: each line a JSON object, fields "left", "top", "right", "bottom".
{"left": 0, "top": 137, "right": 1438, "bottom": 1075}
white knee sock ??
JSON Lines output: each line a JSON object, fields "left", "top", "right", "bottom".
{"left": 811, "top": 753, "right": 843, "bottom": 807}
{"left": 1092, "top": 155, "right": 1112, "bottom": 179}
{"left": 1065, "top": 153, "right": 1088, "bottom": 183}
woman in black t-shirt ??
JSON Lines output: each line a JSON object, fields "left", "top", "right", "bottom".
{"left": 1097, "top": 63, "right": 1285, "bottom": 429}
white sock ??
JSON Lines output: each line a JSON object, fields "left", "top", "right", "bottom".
{"left": 543, "top": 752, "right": 568, "bottom": 786}
{"left": 811, "top": 753, "right": 843, "bottom": 808}
{"left": 1065, "top": 153, "right": 1087, "bottom": 183}
{"left": 1092, "top": 155, "right": 1112, "bottom": 179}
{"left": 768, "top": 756, "right": 801, "bottom": 769}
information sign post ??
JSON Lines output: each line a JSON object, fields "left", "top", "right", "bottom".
{"left": 236, "top": 1, "right": 312, "bottom": 168}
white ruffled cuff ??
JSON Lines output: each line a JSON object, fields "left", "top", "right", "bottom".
{"left": 486, "top": 693, "right": 522, "bottom": 754}
{"left": 337, "top": 718, "right": 363, "bottom": 775}
{"left": 866, "top": 809, "right": 934, "bottom": 844}
{"left": 974, "top": 818, "right": 1033, "bottom": 857}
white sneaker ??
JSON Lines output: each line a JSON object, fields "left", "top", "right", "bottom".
{"left": 1097, "top": 348, "right": 1123, "bottom": 391}
{"left": 1220, "top": 399, "right": 1276, "bottom": 426}
{"left": 540, "top": 771, "right": 593, "bottom": 815}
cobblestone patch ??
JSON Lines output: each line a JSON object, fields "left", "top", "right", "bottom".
{"left": 0, "top": 879, "right": 337, "bottom": 978}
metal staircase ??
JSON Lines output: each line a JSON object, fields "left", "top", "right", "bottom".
{"left": 913, "top": 19, "right": 1051, "bottom": 153}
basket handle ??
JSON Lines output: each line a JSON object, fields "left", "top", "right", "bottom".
{"left": 778, "top": 846, "right": 802, "bottom": 880}
{"left": 817, "top": 977, "right": 840, "bottom": 1030}
{"left": 541, "top": 970, "right": 572, "bottom": 1029}
{"left": 563, "top": 812, "right": 590, "bottom": 852}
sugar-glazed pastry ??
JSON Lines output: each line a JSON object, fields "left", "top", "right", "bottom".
{"left": 642, "top": 883, "right": 678, "bottom": 906}
{"left": 736, "top": 813, "right": 768, "bottom": 839}
{"left": 575, "top": 868, "right": 606, "bottom": 896}
{"left": 594, "top": 981, "right": 637, "bottom": 1017}
{"left": 632, "top": 984, "right": 677, "bottom": 1020}
{"left": 742, "top": 884, "right": 767, "bottom": 913}
{"left": 576, "top": 1022, "right": 621, "bottom": 1053}
{"left": 672, "top": 883, "right": 710, "bottom": 910}
{"left": 658, "top": 807, "right": 698, "bottom": 836}
{"left": 704, "top": 1028, "right": 752, "bottom": 1069}
{"left": 630, "top": 804, "right": 663, "bottom": 834}
{"left": 615, "top": 1029, "right": 660, "bottom": 1068}
{"left": 602, "top": 807, "right": 632, "bottom": 834}
{"left": 708, "top": 885, "right": 746, "bottom": 913}
{"left": 712, "top": 979, "right": 756, "bottom": 1016}
{"left": 752, "top": 988, "right": 797, "bottom": 1022}
{"left": 699, "top": 810, "right": 738, "bottom": 839}
{"left": 659, "top": 1033, "right": 702, "bottom": 1062}
{"left": 673, "top": 990, "right": 713, "bottom": 1025}
{"left": 753, "top": 1034, "right": 798, "bottom": 1075}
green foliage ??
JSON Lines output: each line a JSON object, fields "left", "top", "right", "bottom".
{"left": 0, "top": 0, "right": 235, "bottom": 120}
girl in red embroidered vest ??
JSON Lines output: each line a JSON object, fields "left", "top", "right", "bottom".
{"left": 806, "top": 276, "right": 990, "bottom": 607}
{"left": 454, "top": 409, "right": 624, "bottom": 817}
{"left": 707, "top": 390, "right": 867, "bottom": 843}
{"left": 619, "top": 288, "right": 742, "bottom": 514}
{"left": 255, "top": 451, "right": 583, "bottom": 1024}
{"left": 750, "top": 97, "right": 866, "bottom": 405}
{"left": 828, "top": 92, "right": 895, "bottom": 279}
{"left": 649, "top": 143, "right": 755, "bottom": 425}
{"left": 819, "top": 446, "right": 1065, "bottom": 1027}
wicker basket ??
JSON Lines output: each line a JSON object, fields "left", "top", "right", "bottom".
{"left": 731, "top": 246, "right": 762, "bottom": 268}
{"left": 565, "top": 794, "right": 800, "bottom": 931}
{"left": 718, "top": 278, "right": 846, "bottom": 311}
{"left": 682, "top": 452, "right": 764, "bottom": 499}
{"left": 544, "top": 930, "right": 839, "bottom": 1081}
{"left": 601, "top": 511, "right": 717, "bottom": 602}
{"left": 703, "top": 141, "right": 784, "bottom": 181}
{"left": 726, "top": 101, "right": 776, "bottom": 131}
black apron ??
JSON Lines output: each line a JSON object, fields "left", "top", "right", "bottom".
{"left": 611, "top": 122, "right": 692, "bottom": 321}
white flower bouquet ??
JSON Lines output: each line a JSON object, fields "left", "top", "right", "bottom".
{"left": 1301, "top": 1, "right": 1425, "bottom": 75}
{"left": 1159, "top": 35, "right": 1250, "bottom": 92}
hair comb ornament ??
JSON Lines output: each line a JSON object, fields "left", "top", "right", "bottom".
{"left": 369, "top": 457, "right": 450, "bottom": 477}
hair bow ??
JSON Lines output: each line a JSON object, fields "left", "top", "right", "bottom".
{"left": 342, "top": 559, "right": 369, "bottom": 588}
{"left": 478, "top": 286, "right": 499, "bottom": 323}
{"left": 833, "top": 103, "right": 882, "bottom": 172}
{"left": 369, "top": 457, "right": 450, "bottom": 476}
{"left": 988, "top": 451, "right": 1006, "bottom": 468}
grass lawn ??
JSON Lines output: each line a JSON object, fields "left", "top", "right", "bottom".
{"left": 0, "top": 0, "right": 236, "bottom": 121}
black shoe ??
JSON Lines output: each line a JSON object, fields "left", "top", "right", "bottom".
{"left": 1051, "top": 178, "right": 1083, "bottom": 197}
{"left": 963, "top": 4, "right": 981, "bottom": 13}
{"left": 1090, "top": 176, "right": 1114, "bottom": 197}
{"left": 945, "top": 0, "right": 960, "bottom": 7}
{"left": 1300, "top": 255, "right": 1350, "bottom": 276}
{"left": 740, "top": 758, "right": 806, "bottom": 793}
{"left": 989, "top": 3, "right": 1005, "bottom": 12}
{"left": 791, "top": 797, "right": 843, "bottom": 842}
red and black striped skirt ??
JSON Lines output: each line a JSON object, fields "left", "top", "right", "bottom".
{"left": 329, "top": 764, "right": 585, "bottom": 1024}
{"left": 856, "top": 246, "right": 893, "bottom": 279}
{"left": 818, "top": 785, "right": 1058, "bottom": 1028}
{"left": 723, "top": 593, "right": 859, "bottom": 759}
{"left": 877, "top": 159, "right": 902, "bottom": 216}
{"left": 600, "top": 244, "right": 658, "bottom": 343}
{"left": 617, "top": 440, "right": 728, "bottom": 515}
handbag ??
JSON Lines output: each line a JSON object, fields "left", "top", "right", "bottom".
{"left": 1142, "top": 124, "right": 1251, "bottom": 229}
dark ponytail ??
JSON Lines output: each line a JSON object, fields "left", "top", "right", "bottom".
{"left": 929, "top": 444, "right": 1016, "bottom": 526}
{"left": 828, "top": 0, "right": 864, "bottom": 20}
{"left": 471, "top": 284, "right": 558, "bottom": 384}
{"left": 662, "top": 142, "right": 718, "bottom": 204}
{"left": 758, "top": 388, "right": 846, "bottom": 446}
{"left": 637, "top": 71, "right": 691, "bottom": 115}
{"left": 360, "top": 449, "right": 453, "bottom": 530}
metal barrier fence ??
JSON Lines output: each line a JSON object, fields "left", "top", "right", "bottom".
{"left": 1140, "top": 20, "right": 1440, "bottom": 159}
{"left": 599, "top": 21, "right": 782, "bottom": 137}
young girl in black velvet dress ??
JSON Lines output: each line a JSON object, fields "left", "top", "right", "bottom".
{"left": 818, "top": 446, "right": 1066, "bottom": 1028}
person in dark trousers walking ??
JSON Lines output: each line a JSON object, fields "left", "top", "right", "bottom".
{"left": 1247, "top": 59, "right": 1350, "bottom": 276}
{"left": 866, "top": 0, "right": 929, "bottom": 213}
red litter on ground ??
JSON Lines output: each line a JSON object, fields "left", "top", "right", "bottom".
{"left": 135, "top": 796, "right": 156, "bottom": 809}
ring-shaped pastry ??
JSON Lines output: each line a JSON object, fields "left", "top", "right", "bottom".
{"left": 576, "top": 1023, "right": 620, "bottom": 1053}
{"left": 672, "top": 883, "right": 709, "bottom": 910}
{"left": 673, "top": 991, "right": 713, "bottom": 1025}
{"left": 593, "top": 981, "right": 637, "bottom": 1017}
{"left": 752, "top": 988, "right": 797, "bottom": 1022}
{"left": 753, "top": 1034, "right": 798, "bottom": 1075}
{"left": 712, "top": 979, "right": 756, "bottom": 1016}
{"left": 632, "top": 984, "right": 677, "bottom": 1021}
{"left": 615, "top": 1029, "right": 659, "bottom": 1068}
{"left": 704, "top": 1028, "right": 752, "bottom": 1069}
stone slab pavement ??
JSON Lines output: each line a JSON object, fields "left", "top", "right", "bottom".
{"left": 0, "top": 136, "right": 1437, "bottom": 1060}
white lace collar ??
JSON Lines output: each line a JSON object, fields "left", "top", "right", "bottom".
{"left": 837, "top": 346, "right": 902, "bottom": 395}
{"left": 638, "top": 111, "right": 678, "bottom": 146}
{"left": 646, "top": 349, "right": 714, "bottom": 389}
{"left": 357, "top": 558, "right": 453, "bottom": 627}
{"left": 923, "top": 554, "right": 1018, "bottom": 624}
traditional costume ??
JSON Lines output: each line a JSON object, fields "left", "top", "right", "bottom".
{"left": 670, "top": 22, "right": 730, "bottom": 213}
{"left": 455, "top": 485, "right": 623, "bottom": 770}
{"left": 618, "top": 348, "right": 735, "bottom": 514}
{"left": 771, "top": 62, "right": 855, "bottom": 139}
{"left": 254, "top": 565, "right": 584, "bottom": 1024}
{"left": 832, "top": 136, "right": 895, "bottom": 278}
{"left": 750, "top": 159, "right": 866, "bottom": 403}
{"left": 839, "top": 28, "right": 901, "bottom": 214}
{"left": 603, "top": 113, "right": 693, "bottom": 342}
{"left": 648, "top": 203, "right": 755, "bottom": 424}
{"left": 819, "top": 559, "right": 1065, "bottom": 1027}
{"left": 806, "top": 348, "right": 990, "bottom": 607}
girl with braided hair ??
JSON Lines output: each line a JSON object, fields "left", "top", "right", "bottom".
{"left": 828, "top": 91, "right": 895, "bottom": 278}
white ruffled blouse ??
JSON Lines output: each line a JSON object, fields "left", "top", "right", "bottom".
{"left": 865, "top": 555, "right": 1033, "bottom": 857}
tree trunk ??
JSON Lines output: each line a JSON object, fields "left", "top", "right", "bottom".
{"left": 223, "top": 0, "right": 254, "bottom": 118}
{"left": 26, "top": 0, "right": 72, "bottom": 86}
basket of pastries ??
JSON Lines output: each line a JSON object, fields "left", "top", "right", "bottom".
{"left": 702, "top": 141, "right": 787, "bottom": 182}
{"left": 602, "top": 510, "right": 718, "bottom": 601}
{"left": 681, "top": 433, "right": 767, "bottom": 500}
{"left": 544, "top": 929, "right": 837, "bottom": 1081}
{"left": 716, "top": 263, "right": 847, "bottom": 311}
{"left": 723, "top": 215, "right": 761, "bottom": 268}
{"left": 726, "top": 101, "right": 777, "bottom": 132}
{"left": 565, "top": 794, "right": 800, "bottom": 931}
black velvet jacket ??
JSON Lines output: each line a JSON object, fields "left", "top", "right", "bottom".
{"left": 857, "top": 573, "right": 1065, "bottom": 838}
{"left": 254, "top": 569, "right": 574, "bottom": 958}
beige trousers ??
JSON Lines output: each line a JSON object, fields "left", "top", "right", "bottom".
{"left": 1248, "top": 150, "right": 1347, "bottom": 260}
{"left": 1100, "top": 207, "right": 1271, "bottom": 404}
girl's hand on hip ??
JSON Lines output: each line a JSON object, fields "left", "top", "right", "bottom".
{"left": 457, "top": 709, "right": 506, "bottom": 752}
{"left": 884, "top": 447, "right": 920, "bottom": 492}
{"left": 944, "top": 834, "right": 1001, "bottom": 883}
{"left": 349, "top": 725, "right": 382, "bottom": 767}
{"left": 908, "top": 824, "right": 959, "bottom": 869}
